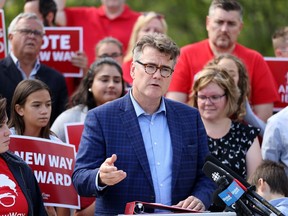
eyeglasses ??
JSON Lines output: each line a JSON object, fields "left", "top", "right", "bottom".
{"left": 14, "top": 28, "right": 43, "bottom": 37}
{"left": 197, "top": 94, "right": 226, "bottom": 104}
{"left": 98, "top": 53, "right": 123, "bottom": 59}
{"left": 136, "top": 60, "right": 173, "bottom": 78}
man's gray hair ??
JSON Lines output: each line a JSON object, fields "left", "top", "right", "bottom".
{"left": 132, "top": 33, "right": 180, "bottom": 67}
{"left": 8, "top": 12, "right": 44, "bottom": 34}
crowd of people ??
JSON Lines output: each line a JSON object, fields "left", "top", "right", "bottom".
{"left": 0, "top": 0, "right": 288, "bottom": 215}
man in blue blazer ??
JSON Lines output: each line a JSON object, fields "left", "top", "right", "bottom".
{"left": 0, "top": 12, "right": 68, "bottom": 123}
{"left": 73, "top": 33, "right": 214, "bottom": 215}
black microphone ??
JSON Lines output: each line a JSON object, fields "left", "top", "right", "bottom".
{"left": 208, "top": 171, "right": 254, "bottom": 215}
{"left": 205, "top": 155, "right": 250, "bottom": 187}
{"left": 212, "top": 176, "right": 228, "bottom": 208}
{"left": 204, "top": 156, "right": 285, "bottom": 216}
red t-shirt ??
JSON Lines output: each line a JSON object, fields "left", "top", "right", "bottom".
{"left": 65, "top": 5, "right": 140, "bottom": 65}
{"left": 0, "top": 157, "right": 29, "bottom": 215}
{"left": 168, "top": 39, "right": 279, "bottom": 105}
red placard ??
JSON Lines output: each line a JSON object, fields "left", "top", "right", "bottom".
{"left": 64, "top": 123, "right": 84, "bottom": 152}
{"left": 9, "top": 135, "right": 80, "bottom": 209}
{"left": 264, "top": 57, "right": 288, "bottom": 112}
{"left": 0, "top": 9, "right": 7, "bottom": 59}
{"left": 40, "top": 27, "right": 83, "bottom": 77}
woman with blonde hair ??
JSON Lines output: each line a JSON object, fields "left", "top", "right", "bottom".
{"left": 188, "top": 65, "right": 262, "bottom": 180}
{"left": 122, "top": 11, "right": 168, "bottom": 85}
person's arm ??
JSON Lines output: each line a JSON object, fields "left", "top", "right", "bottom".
{"left": 54, "top": 0, "right": 67, "bottom": 26}
{"left": 74, "top": 201, "right": 95, "bottom": 216}
{"left": 0, "top": 0, "right": 6, "bottom": 8}
{"left": 261, "top": 117, "right": 282, "bottom": 162}
{"left": 56, "top": 207, "right": 71, "bottom": 216}
{"left": 253, "top": 103, "right": 274, "bottom": 123}
{"left": 246, "top": 137, "right": 262, "bottom": 179}
{"left": 165, "top": 92, "right": 188, "bottom": 103}
{"left": 244, "top": 100, "right": 266, "bottom": 137}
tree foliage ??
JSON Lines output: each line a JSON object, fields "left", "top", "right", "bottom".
{"left": 3, "top": 0, "right": 288, "bottom": 56}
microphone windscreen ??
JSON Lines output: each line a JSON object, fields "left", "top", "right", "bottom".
{"left": 205, "top": 155, "right": 250, "bottom": 188}
{"left": 202, "top": 161, "right": 234, "bottom": 183}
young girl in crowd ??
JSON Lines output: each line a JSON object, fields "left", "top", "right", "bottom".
{"left": 0, "top": 96, "right": 47, "bottom": 215}
{"left": 51, "top": 57, "right": 125, "bottom": 216}
{"left": 8, "top": 79, "right": 68, "bottom": 216}
{"left": 188, "top": 65, "right": 262, "bottom": 180}
{"left": 52, "top": 57, "right": 125, "bottom": 142}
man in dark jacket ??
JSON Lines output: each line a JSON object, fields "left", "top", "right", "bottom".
{"left": 0, "top": 12, "right": 68, "bottom": 124}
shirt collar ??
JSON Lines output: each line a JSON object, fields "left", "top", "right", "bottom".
{"left": 129, "top": 89, "right": 166, "bottom": 117}
{"left": 10, "top": 52, "right": 41, "bottom": 78}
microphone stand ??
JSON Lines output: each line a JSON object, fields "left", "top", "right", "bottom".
{"left": 246, "top": 185, "right": 285, "bottom": 216}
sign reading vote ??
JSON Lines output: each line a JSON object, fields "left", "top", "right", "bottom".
{"left": 40, "top": 27, "right": 83, "bottom": 77}
{"left": 265, "top": 57, "right": 288, "bottom": 112}
{"left": 9, "top": 135, "right": 80, "bottom": 209}
{"left": 0, "top": 9, "right": 7, "bottom": 59}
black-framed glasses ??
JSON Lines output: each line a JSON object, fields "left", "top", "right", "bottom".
{"left": 197, "top": 94, "right": 226, "bottom": 104}
{"left": 136, "top": 60, "right": 173, "bottom": 78}
{"left": 14, "top": 28, "right": 43, "bottom": 37}
{"left": 98, "top": 52, "right": 123, "bottom": 59}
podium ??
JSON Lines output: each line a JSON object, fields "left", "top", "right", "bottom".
{"left": 119, "top": 213, "right": 236, "bottom": 216}
{"left": 122, "top": 201, "right": 236, "bottom": 215}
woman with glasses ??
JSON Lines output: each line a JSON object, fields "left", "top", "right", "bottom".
{"left": 207, "top": 54, "right": 266, "bottom": 137}
{"left": 95, "top": 37, "right": 124, "bottom": 65}
{"left": 0, "top": 97, "right": 46, "bottom": 215}
{"left": 188, "top": 65, "right": 262, "bottom": 180}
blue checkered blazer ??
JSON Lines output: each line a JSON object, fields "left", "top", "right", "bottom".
{"left": 72, "top": 93, "right": 214, "bottom": 215}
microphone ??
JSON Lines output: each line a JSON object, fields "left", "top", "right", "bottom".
{"left": 212, "top": 176, "right": 228, "bottom": 208}
{"left": 212, "top": 176, "right": 254, "bottom": 215}
{"left": 205, "top": 155, "right": 249, "bottom": 187}
{"left": 203, "top": 156, "right": 285, "bottom": 216}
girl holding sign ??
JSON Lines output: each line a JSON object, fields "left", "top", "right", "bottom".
{"left": 8, "top": 79, "right": 69, "bottom": 216}
{"left": 0, "top": 96, "right": 47, "bottom": 215}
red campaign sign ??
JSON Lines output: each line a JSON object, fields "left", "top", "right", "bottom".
{"left": 264, "top": 57, "right": 288, "bottom": 112}
{"left": 9, "top": 135, "right": 80, "bottom": 209}
{"left": 64, "top": 123, "right": 84, "bottom": 152}
{"left": 0, "top": 9, "right": 7, "bottom": 59}
{"left": 40, "top": 27, "right": 83, "bottom": 77}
